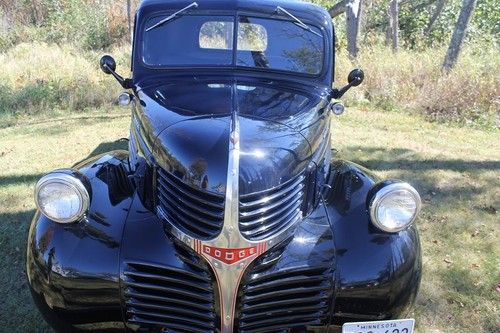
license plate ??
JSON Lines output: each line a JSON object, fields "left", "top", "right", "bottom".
{"left": 342, "top": 319, "right": 415, "bottom": 333}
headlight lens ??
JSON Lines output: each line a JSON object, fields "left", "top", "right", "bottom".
{"left": 35, "top": 172, "right": 90, "bottom": 223}
{"left": 369, "top": 182, "right": 421, "bottom": 233}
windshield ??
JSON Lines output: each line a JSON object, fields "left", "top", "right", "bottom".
{"left": 142, "top": 15, "right": 325, "bottom": 75}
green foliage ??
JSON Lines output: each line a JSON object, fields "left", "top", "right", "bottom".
{"left": 0, "top": 0, "right": 128, "bottom": 51}
{"left": 309, "top": 0, "right": 498, "bottom": 48}
{"left": 42, "top": 0, "right": 116, "bottom": 49}
{"left": 470, "top": 0, "right": 500, "bottom": 44}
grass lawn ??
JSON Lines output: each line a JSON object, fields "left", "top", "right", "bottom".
{"left": 0, "top": 108, "right": 498, "bottom": 332}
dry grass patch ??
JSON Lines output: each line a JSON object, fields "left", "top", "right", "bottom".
{"left": 336, "top": 46, "right": 500, "bottom": 128}
{"left": 0, "top": 42, "right": 129, "bottom": 123}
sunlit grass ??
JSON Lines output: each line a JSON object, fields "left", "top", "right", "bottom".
{"left": 0, "top": 109, "right": 129, "bottom": 331}
{"left": 0, "top": 108, "right": 498, "bottom": 331}
{"left": 332, "top": 108, "right": 500, "bottom": 332}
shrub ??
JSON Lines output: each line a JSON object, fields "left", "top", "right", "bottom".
{"left": 0, "top": 42, "right": 128, "bottom": 116}
{"left": 336, "top": 45, "right": 499, "bottom": 128}
{"left": 0, "top": 0, "right": 129, "bottom": 51}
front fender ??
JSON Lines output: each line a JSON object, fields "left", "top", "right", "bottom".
{"left": 27, "top": 151, "right": 134, "bottom": 332}
{"left": 323, "top": 160, "right": 422, "bottom": 325}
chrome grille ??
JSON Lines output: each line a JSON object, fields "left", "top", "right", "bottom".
{"left": 237, "top": 265, "right": 333, "bottom": 332}
{"left": 239, "top": 174, "right": 305, "bottom": 240}
{"left": 123, "top": 261, "right": 217, "bottom": 332}
{"left": 156, "top": 168, "right": 225, "bottom": 239}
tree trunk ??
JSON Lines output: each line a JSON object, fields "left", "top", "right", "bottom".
{"left": 388, "top": 0, "right": 399, "bottom": 51}
{"left": 329, "top": 0, "right": 350, "bottom": 18}
{"left": 443, "top": 0, "right": 477, "bottom": 71}
{"left": 127, "top": 0, "right": 132, "bottom": 43}
{"left": 361, "top": 0, "right": 374, "bottom": 44}
{"left": 346, "top": 0, "right": 362, "bottom": 58}
{"left": 424, "top": 0, "right": 446, "bottom": 37}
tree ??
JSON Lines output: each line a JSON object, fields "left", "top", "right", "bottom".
{"left": 388, "top": 0, "right": 399, "bottom": 51}
{"left": 323, "top": 0, "right": 364, "bottom": 58}
{"left": 346, "top": 0, "right": 363, "bottom": 58}
{"left": 127, "top": 0, "right": 132, "bottom": 43}
{"left": 329, "top": 0, "right": 350, "bottom": 17}
{"left": 443, "top": 0, "right": 477, "bottom": 71}
{"left": 424, "top": 0, "right": 446, "bottom": 37}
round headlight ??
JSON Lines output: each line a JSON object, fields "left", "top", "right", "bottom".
{"left": 369, "top": 182, "right": 421, "bottom": 233}
{"left": 34, "top": 171, "right": 90, "bottom": 223}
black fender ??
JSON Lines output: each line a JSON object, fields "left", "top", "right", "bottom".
{"left": 323, "top": 160, "right": 422, "bottom": 325}
{"left": 27, "top": 151, "right": 134, "bottom": 332}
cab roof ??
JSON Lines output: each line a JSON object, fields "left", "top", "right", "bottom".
{"left": 137, "top": 0, "right": 331, "bottom": 28}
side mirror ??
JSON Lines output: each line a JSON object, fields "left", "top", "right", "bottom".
{"left": 100, "top": 55, "right": 116, "bottom": 75}
{"left": 332, "top": 68, "right": 364, "bottom": 99}
{"left": 99, "top": 55, "right": 132, "bottom": 89}
{"left": 348, "top": 69, "right": 364, "bottom": 87}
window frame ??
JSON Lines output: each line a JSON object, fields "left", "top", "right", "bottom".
{"left": 138, "top": 11, "right": 328, "bottom": 79}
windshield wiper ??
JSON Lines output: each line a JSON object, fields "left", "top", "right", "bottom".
{"left": 275, "top": 6, "right": 322, "bottom": 38}
{"left": 146, "top": 2, "right": 198, "bottom": 32}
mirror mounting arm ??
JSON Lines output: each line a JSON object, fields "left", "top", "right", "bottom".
{"left": 103, "top": 64, "right": 133, "bottom": 89}
{"left": 331, "top": 77, "right": 362, "bottom": 99}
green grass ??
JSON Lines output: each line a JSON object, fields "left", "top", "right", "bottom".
{"left": 0, "top": 108, "right": 498, "bottom": 332}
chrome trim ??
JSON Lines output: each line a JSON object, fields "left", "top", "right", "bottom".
{"left": 161, "top": 110, "right": 300, "bottom": 332}
{"left": 118, "top": 92, "right": 132, "bottom": 106}
{"left": 329, "top": 101, "right": 345, "bottom": 115}
{"left": 369, "top": 182, "right": 422, "bottom": 233}
{"left": 239, "top": 175, "right": 304, "bottom": 208}
{"left": 240, "top": 187, "right": 303, "bottom": 218}
{"left": 34, "top": 171, "right": 90, "bottom": 224}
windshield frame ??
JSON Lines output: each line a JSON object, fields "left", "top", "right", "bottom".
{"left": 138, "top": 10, "right": 328, "bottom": 79}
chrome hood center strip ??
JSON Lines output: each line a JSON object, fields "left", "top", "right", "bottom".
{"left": 161, "top": 86, "right": 299, "bottom": 332}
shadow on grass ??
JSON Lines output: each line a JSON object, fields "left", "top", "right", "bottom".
{"left": 339, "top": 145, "right": 499, "bottom": 222}
{"left": 0, "top": 140, "right": 128, "bottom": 332}
{"left": 0, "top": 140, "right": 129, "bottom": 188}
{"left": 343, "top": 145, "right": 498, "bottom": 331}
{"left": 341, "top": 145, "right": 500, "bottom": 192}
{"left": 0, "top": 173, "right": 45, "bottom": 187}
{"left": 0, "top": 210, "right": 50, "bottom": 331}
{"left": 345, "top": 146, "right": 500, "bottom": 172}
{"left": 87, "top": 139, "right": 129, "bottom": 158}
{"left": 1, "top": 113, "right": 129, "bottom": 129}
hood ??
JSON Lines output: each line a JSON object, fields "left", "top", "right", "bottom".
{"left": 136, "top": 78, "right": 327, "bottom": 195}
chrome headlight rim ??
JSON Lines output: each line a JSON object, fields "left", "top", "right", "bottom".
{"left": 369, "top": 181, "right": 421, "bottom": 233}
{"left": 34, "top": 170, "right": 91, "bottom": 224}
